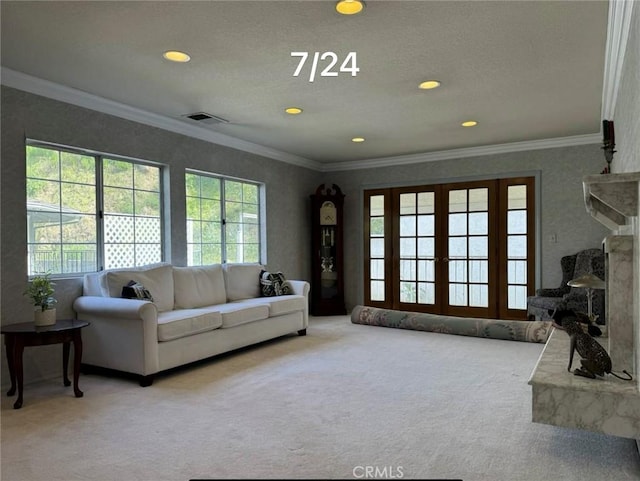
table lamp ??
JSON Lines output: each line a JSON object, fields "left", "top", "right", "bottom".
{"left": 567, "top": 273, "right": 606, "bottom": 323}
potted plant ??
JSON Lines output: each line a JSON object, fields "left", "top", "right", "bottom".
{"left": 24, "top": 272, "right": 57, "bottom": 326}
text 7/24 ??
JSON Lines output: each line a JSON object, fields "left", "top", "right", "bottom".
{"left": 291, "top": 52, "right": 359, "bottom": 82}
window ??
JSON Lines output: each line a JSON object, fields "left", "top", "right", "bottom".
{"left": 26, "top": 143, "right": 163, "bottom": 276}
{"left": 102, "top": 159, "right": 162, "bottom": 269}
{"left": 186, "top": 171, "right": 261, "bottom": 265}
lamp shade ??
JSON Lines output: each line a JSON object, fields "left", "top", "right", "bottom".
{"left": 567, "top": 273, "right": 605, "bottom": 289}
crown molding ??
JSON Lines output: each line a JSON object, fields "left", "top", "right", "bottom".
{"left": 0, "top": 67, "right": 322, "bottom": 171}
{"left": 1, "top": 67, "right": 608, "bottom": 174}
{"left": 601, "top": 0, "right": 635, "bottom": 119}
{"left": 321, "top": 133, "right": 602, "bottom": 172}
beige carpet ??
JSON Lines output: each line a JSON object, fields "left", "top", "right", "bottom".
{"left": 1, "top": 316, "right": 639, "bottom": 481}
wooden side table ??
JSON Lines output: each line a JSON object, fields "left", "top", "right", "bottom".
{"left": 2, "top": 319, "right": 89, "bottom": 409}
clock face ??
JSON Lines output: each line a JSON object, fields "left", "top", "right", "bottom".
{"left": 320, "top": 201, "right": 337, "bottom": 225}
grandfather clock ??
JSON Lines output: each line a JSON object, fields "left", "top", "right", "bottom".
{"left": 310, "top": 184, "right": 346, "bottom": 316}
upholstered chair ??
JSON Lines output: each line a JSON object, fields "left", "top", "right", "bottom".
{"left": 527, "top": 248, "right": 605, "bottom": 324}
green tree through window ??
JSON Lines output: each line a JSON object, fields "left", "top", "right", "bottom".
{"left": 26, "top": 143, "right": 163, "bottom": 275}
{"left": 186, "top": 172, "right": 261, "bottom": 265}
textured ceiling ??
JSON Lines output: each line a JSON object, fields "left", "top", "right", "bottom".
{"left": 1, "top": 1, "right": 609, "bottom": 165}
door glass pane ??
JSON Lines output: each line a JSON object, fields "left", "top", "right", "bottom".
{"left": 400, "top": 260, "right": 416, "bottom": 280}
{"left": 400, "top": 282, "right": 416, "bottom": 302}
{"left": 508, "top": 260, "right": 527, "bottom": 284}
{"left": 469, "top": 260, "right": 488, "bottom": 283}
{"left": 469, "top": 237, "right": 488, "bottom": 258}
{"left": 370, "top": 217, "right": 384, "bottom": 236}
{"left": 448, "top": 237, "right": 467, "bottom": 258}
{"left": 507, "top": 235, "right": 527, "bottom": 258}
{"left": 370, "top": 195, "right": 385, "bottom": 217}
{"left": 449, "top": 283, "right": 467, "bottom": 306}
{"left": 400, "top": 193, "right": 416, "bottom": 215}
{"left": 508, "top": 185, "right": 527, "bottom": 209}
{"left": 371, "top": 280, "right": 385, "bottom": 301}
{"left": 507, "top": 210, "right": 526, "bottom": 234}
{"left": 417, "top": 215, "right": 434, "bottom": 236}
{"left": 417, "top": 192, "right": 434, "bottom": 214}
{"left": 371, "top": 238, "right": 385, "bottom": 257}
{"left": 508, "top": 285, "right": 527, "bottom": 309}
{"left": 449, "top": 213, "right": 467, "bottom": 235}
{"left": 449, "top": 190, "right": 467, "bottom": 212}
{"left": 468, "top": 212, "right": 488, "bottom": 235}
{"left": 449, "top": 260, "right": 467, "bottom": 282}
{"left": 468, "top": 188, "right": 488, "bottom": 211}
{"left": 400, "top": 216, "right": 416, "bottom": 236}
{"left": 469, "top": 284, "right": 488, "bottom": 307}
{"left": 418, "top": 282, "right": 435, "bottom": 304}
{"left": 400, "top": 238, "right": 416, "bottom": 257}
{"left": 418, "top": 260, "right": 435, "bottom": 282}
{"left": 417, "top": 238, "right": 434, "bottom": 258}
{"left": 371, "top": 259, "right": 385, "bottom": 279}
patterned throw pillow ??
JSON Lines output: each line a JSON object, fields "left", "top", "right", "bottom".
{"left": 121, "top": 280, "right": 154, "bottom": 301}
{"left": 259, "top": 270, "right": 292, "bottom": 297}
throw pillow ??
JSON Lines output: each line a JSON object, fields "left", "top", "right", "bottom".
{"left": 121, "top": 280, "right": 154, "bottom": 301}
{"left": 259, "top": 270, "right": 292, "bottom": 297}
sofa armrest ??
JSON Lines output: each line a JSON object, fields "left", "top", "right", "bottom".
{"left": 72, "top": 296, "right": 160, "bottom": 376}
{"left": 73, "top": 296, "right": 158, "bottom": 321}
{"left": 287, "top": 280, "right": 310, "bottom": 298}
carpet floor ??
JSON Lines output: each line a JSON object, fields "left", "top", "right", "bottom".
{"left": 1, "top": 315, "right": 639, "bottom": 481}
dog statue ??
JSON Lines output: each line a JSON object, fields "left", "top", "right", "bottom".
{"left": 550, "top": 309, "right": 632, "bottom": 380}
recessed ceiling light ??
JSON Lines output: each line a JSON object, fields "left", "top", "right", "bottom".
{"left": 419, "top": 80, "right": 441, "bottom": 90}
{"left": 461, "top": 120, "right": 478, "bottom": 127}
{"left": 351, "top": 137, "right": 365, "bottom": 143}
{"left": 285, "top": 107, "right": 303, "bottom": 115}
{"left": 163, "top": 50, "right": 191, "bottom": 63}
{"left": 336, "top": 0, "right": 365, "bottom": 15}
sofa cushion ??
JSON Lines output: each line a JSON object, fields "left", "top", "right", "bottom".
{"left": 157, "top": 309, "right": 223, "bottom": 342}
{"left": 233, "top": 295, "right": 306, "bottom": 317}
{"left": 86, "top": 262, "right": 168, "bottom": 297}
{"left": 173, "top": 264, "right": 226, "bottom": 309}
{"left": 103, "top": 264, "right": 174, "bottom": 312}
{"left": 216, "top": 303, "right": 269, "bottom": 328}
{"left": 223, "top": 263, "right": 263, "bottom": 301}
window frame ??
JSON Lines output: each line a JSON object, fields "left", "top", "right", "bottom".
{"left": 26, "top": 140, "right": 165, "bottom": 277}
{"left": 185, "top": 169, "right": 264, "bottom": 266}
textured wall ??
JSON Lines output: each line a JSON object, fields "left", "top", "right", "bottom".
{"left": 0, "top": 86, "right": 318, "bottom": 386}
{"left": 613, "top": 4, "right": 640, "bottom": 175}
{"left": 610, "top": 4, "right": 640, "bottom": 387}
{"left": 326, "top": 144, "right": 610, "bottom": 311}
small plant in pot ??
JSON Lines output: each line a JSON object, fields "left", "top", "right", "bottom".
{"left": 24, "top": 272, "right": 57, "bottom": 326}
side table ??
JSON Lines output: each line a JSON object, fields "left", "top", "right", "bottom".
{"left": 2, "top": 319, "right": 90, "bottom": 409}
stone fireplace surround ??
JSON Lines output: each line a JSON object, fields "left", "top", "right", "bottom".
{"left": 529, "top": 172, "right": 640, "bottom": 448}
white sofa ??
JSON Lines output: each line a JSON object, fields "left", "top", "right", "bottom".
{"left": 73, "top": 262, "right": 309, "bottom": 386}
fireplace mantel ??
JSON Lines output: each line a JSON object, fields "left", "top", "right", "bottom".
{"left": 529, "top": 171, "right": 640, "bottom": 440}
{"left": 583, "top": 172, "right": 640, "bottom": 229}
